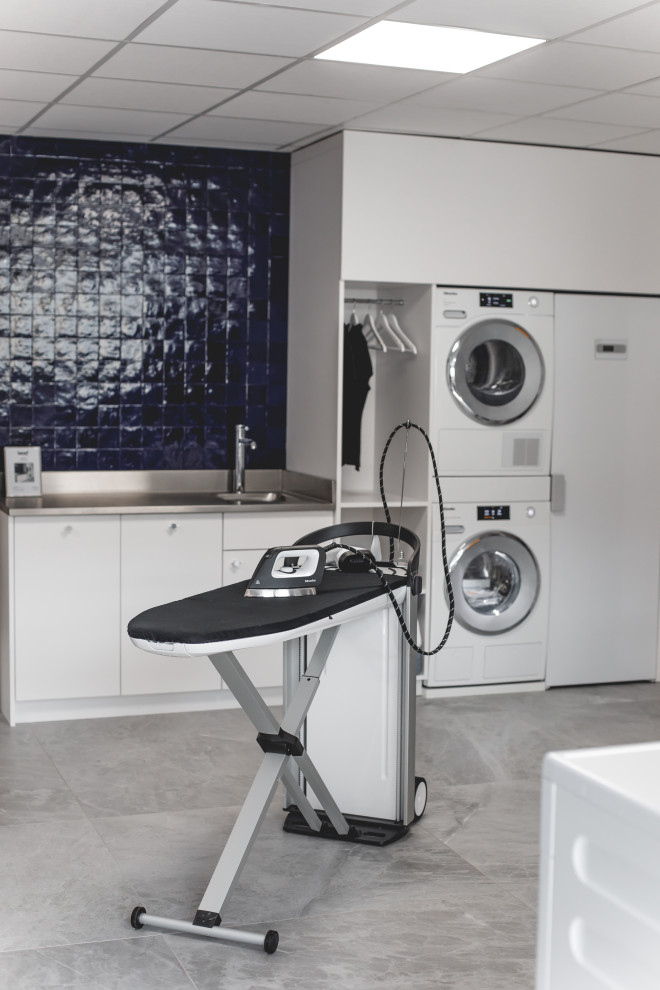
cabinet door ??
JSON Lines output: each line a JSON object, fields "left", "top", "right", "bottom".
{"left": 223, "top": 510, "right": 333, "bottom": 550}
{"left": 223, "top": 550, "right": 283, "bottom": 689}
{"left": 15, "top": 516, "right": 120, "bottom": 701}
{"left": 121, "top": 514, "right": 223, "bottom": 695}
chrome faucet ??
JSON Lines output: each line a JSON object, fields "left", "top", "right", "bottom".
{"left": 234, "top": 424, "right": 257, "bottom": 494}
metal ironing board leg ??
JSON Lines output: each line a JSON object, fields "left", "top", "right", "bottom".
{"left": 131, "top": 625, "right": 347, "bottom": 952}
{"left": 208, "top": 649, "right": 322, "bottom": 832}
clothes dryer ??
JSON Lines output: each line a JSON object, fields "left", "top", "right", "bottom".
{"left": 433, "top": 287, "right": 554, "bottom": 475}
{"left": 424, "top": 476, "right": 550, "bottom": 692}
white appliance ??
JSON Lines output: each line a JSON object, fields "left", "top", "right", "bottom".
{"left": 424, "top": 476, "right": 550, "bottom": 691}
{"left": 433, "top": 287, "right": 554, "bottom": 475}
{"left": 536, "top": 742, "right": 660, "bottom": 990}
{"left": 547, "top": 293, "right": 660, "bottom": 686}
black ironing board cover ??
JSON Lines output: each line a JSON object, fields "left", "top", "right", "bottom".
{"left": 128, "top": 570, "right": 407, "bottom": 646}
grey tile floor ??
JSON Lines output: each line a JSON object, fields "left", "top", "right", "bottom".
{"left": 1, "top": 681, "right": 660, "bottom": 988}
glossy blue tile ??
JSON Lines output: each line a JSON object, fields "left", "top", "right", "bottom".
{"left": 2, "top": 134, "right": 288, "bottom": 470}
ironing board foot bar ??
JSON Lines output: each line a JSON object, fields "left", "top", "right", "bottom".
{"left": 130, "top": 909, "right": 278, "bottom": 953}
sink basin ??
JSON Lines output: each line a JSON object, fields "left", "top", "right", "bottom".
{"left": 215, "top": 491, "right": 286, "bottom": 504}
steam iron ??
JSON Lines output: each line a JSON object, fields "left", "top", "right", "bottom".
{"left": 245, "top": 545, "right": 326, "bottom": 598}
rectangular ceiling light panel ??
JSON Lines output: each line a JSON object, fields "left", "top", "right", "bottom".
{"left": 316, "top": 21, "right": 544, "bottom": 74}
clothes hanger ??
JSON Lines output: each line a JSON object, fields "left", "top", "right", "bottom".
{"left": 376, "top": 309, "right": 406, "bottom": 352}
{"left": 362, "top": 311, "right": 388, "bottom": 352}
{"left": 387, "top": 310, "right": 418, "bottom": 355}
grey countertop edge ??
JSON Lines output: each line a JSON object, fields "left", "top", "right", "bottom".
{"left": 0, "top": 469, "right": 335, "bottom": 516}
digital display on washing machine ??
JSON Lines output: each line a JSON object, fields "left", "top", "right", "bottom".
{"left": 480, "top": 292, "right": 513, "bottom": 308}
{"left": 478, "top": 505, "right": 511, "bottom": 521}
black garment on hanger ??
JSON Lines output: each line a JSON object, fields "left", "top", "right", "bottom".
{"left": 342, "top": 322, "right": 373, "bottom": 470}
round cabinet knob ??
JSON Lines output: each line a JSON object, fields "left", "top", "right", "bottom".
{"left": 528, "top": 295, "right": 539, "bottom": 308}
{"left": 230, "top": 559, "right": 242, "bottom": 570}
{"left": 167, "top": 522, "right": 178, "bottom": 533}
{"left": 526, "top": 506, "right": 536, "bottom": 518}
{"left": 62, "top": 524, "right": 73, "bottom": 536}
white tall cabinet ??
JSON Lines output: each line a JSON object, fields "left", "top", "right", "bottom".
{"left": 547, "top": 295, "right": 660, "bottom": 686}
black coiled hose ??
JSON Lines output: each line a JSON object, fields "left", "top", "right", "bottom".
{"left": 374, "top": 420, "right": 454, "bottom": 656}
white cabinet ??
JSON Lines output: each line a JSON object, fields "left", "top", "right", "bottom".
{"left": 1, "top": 506, "right": 334, "bottom": 723}
{"left": 120, "top": 514, "right": 224, "bottom": 696}
{"left": 14, "top": 515, "right": 120, "bottom": 702}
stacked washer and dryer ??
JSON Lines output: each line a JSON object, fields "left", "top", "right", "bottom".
{"left": 424, "top": 287, "right": 554, "bottom": 694}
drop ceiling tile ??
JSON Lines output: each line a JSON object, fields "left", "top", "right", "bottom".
{"left": 569, "top": 5, "right": 660, "bottom": 51}
{"left": 550, "top": 92, "right": 660, "bottom": 128}
{"left": 0, "top": 0, "right": 166, "bottom": 39}
{"left": 389, "top": 0, "right": 648, "bottom": 40}
{"left": 0, "top": 69, "right": 77, "bottom": 102}
{"left": 257, "top": 59, "right": 455, "bottom": 102}
{"left": 473, "top": 115, "right": 647, "bottom": 147}
{"left": 31, "top": 104, "right": 190, "bottom": 138}
{"left": 0, "top": 99, "right": 45, "bottom": 126}
{"left": 62, "top": 77, "right": 236, "bottom": 114}
{"left": 477, "top": 40, "right": 660, "bottom": 90}
{"left": 96, "top": 43, "right": 293, "bottom": 89}
{"left": 208, "top": 90, "right": 380, "bottom": 125}
{"left": 590, "top": 129, "right": 660, "bottom": 153}
{"left": 0, "top": 32, "right": 116, "bottom": 75}
{"left": 407, "top": 77, "right": 602, "bottom": 115}
{"left": 168, "top": 114, "right": 323, "bottom": 146}
{"left": 349, "top": 103, "right": 516, "bottom": 137}
{"left": 134, "top": 0, "right": 363, "bottom": 57}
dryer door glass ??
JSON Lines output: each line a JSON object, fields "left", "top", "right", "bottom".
{"left": 449, "top": 532, "right": 539, "bottom": 634}
{"left": 448, "top": 319, "right": 544, "bottom": 424}
{"left": 462, "top": 549, "right": 520, "bottom": 614}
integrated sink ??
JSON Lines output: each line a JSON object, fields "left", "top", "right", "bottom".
{"left": 215, "top": 491, "right": 287, "bottom": 504}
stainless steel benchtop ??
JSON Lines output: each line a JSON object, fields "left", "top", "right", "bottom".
{"left": 0, "top": 469, "right": 334, "bottom": 516}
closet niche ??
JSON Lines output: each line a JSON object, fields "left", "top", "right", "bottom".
{"left": 339, "top": 282, "right": 432, "bottom": 512}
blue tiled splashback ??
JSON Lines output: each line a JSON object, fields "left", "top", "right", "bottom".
{"left": 0, "top": 135, "right": 289, "bottom": 471}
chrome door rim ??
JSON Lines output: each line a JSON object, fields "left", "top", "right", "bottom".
{"left": 447, "top": 318, "right": 544, "bottom": 425}
{"left": 448, "top": 531, "right": 540, "bottom": 634}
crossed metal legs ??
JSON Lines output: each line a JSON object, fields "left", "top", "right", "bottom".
{"left": 130, "top": 626, "right": 346, "bottom": 953}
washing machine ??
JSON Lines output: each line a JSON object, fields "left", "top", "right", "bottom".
{"left": 424, "top": 476, "right": 550, "bottom": 692}
{"left": 433, "top": 287, "right": 554, "bottom": 475}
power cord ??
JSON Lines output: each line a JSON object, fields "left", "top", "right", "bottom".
{"left": 328, "top": 421, "right": 454, "bottom": 656}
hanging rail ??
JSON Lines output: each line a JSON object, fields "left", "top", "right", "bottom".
{"left": 344, "top": 297, "right": 405, "bottom": 306}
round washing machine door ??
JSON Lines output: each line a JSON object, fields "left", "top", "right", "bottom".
{"left": 447, "top": 318, "right": 544, "bottom": 425}
{"left": 449, "top": 532, "right": 539, "bottom": 634}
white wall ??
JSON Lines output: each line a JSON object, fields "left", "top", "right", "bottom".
{"left": 287, "top": 135, "right": 344, "bottom": 479}
{"left": 340, "top": 131, "right": 660, "bottom": 294}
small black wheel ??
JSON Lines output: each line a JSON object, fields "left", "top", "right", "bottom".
{"left": 131, "top": 906, "right": 146, "bottom": 930}
{"left": 414, "top": 777, "right": 427, "bottom": 820}
{"left": 264, "top": 929, "right": 279, "bottom": 954}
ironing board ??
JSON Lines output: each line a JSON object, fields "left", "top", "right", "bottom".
{"left": 127, "top": 567, "right": 409, "bottom": 954}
